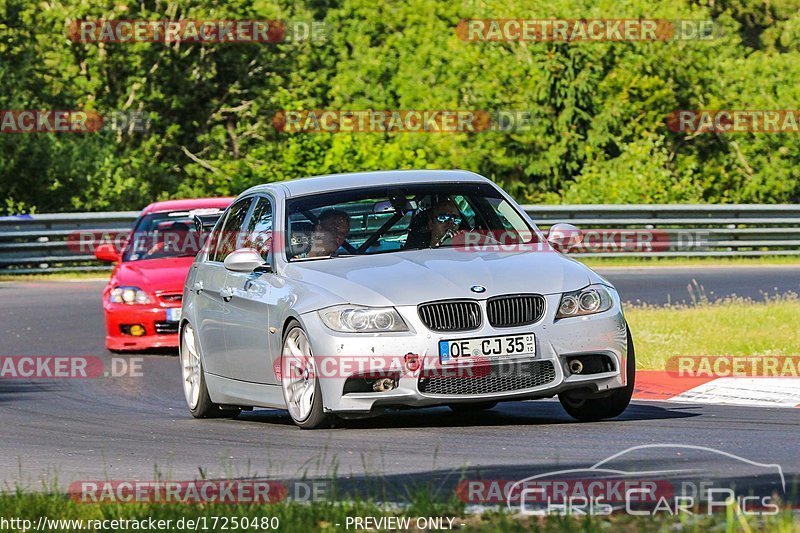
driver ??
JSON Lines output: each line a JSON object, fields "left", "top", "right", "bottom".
{"left": 144, "top": 222, "right": 192, "bottom": 258}
{"left": 307, "top": 209, "right": 350, "bottom": 257}
{"left": 427, "top": 198, "right": 463, "bottom": 247}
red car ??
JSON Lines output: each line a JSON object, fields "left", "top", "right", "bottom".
{"left": 96, "top": 198, "right": 233, "bottom": 352}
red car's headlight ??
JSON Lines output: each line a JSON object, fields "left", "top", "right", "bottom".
{"left": 109, "top": 286, "right": 151, "bottom": 305}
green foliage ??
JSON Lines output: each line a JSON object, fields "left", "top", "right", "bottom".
{"left": 1, "top": 0, "right": 799, "bottom": 213}
{"left": 560, "top": 135, "right": 703, "bottom": 203}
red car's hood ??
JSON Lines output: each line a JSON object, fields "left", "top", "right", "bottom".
{"left": 112, "top": 256, "right": 195, "bottom": 294}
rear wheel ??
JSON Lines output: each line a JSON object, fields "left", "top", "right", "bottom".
{"left": 559, "top": 325, "right": 635, "bottom": 422}
{"left": 280, "top": 321, "right": 331, "bottom": 429}
{"left": 180, "top": 323, "right": 240, "bottom": 419}
{"left": 448, "top": 401, "right": 497, "bottom": 413}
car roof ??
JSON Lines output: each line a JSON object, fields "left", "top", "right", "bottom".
{"left": 241, "top": 170, "right": 491, "bottom": 198}
{"left": 141, "top": 197, "right": 234, "bottom": 214}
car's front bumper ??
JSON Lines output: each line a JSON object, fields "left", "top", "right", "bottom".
{"left": 299, "top": 293, "right": 629, "bottom": 414}
{"left": 103, "top": 302, "right": 182, "bottom": 351}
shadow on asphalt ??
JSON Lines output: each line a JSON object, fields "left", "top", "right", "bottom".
{"left": 235, "top": 400, "right": 700, "bottom": 429}
{"left": 0, "top": 380, "right": 68, "bottom": 402}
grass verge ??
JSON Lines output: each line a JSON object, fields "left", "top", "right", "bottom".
{"left": 0, "top": 271, "right": 111, "bottom": 282}
{"left": 626, "top": 294, "right": 800, "bottom": 370}
{"left": 0, "top": 492, "right": 797, "bottom": 532}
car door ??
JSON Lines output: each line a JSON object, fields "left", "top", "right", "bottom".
{"left": 195, "top": 197, "right": 254, "bottom": 377}
{"left": 222, "top": 195, "right": 277, "bottom": 384}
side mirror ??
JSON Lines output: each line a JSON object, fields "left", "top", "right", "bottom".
{"left": 224, "top": 248, "right": 270, "bottom": 273}
{"left": 547, "top": 223, "right": 583, "bottom": 252}
{"left": 95, "top": 242, "right": 120, "bottom": 262}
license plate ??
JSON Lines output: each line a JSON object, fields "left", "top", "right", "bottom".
{"left": 439, "top": 334, "right": 535, "bottom": 365}
{"left": 166, "top": 308, "right": 181, "bottom": 322}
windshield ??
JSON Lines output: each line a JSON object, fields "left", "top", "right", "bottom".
{"left": 285, "top": 183, "right": 538, "bottom": 261}
{"left": 122, "top": 211, "right": 211, "bottom": 262}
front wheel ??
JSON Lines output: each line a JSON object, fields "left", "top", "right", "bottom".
{"left": 280, "top": 321, "right": 332, "bottom": 429}
{"left": 559, "top": 325, "right": 635, "bottom": 422}
{"left": 180, "top": 323, "right": 240, "bottom": 419}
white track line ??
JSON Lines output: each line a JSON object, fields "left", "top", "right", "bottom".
{"left": 667, "top": 378, "right": 800, "bottom": 408}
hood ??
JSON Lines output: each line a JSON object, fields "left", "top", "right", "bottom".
{"left": 283, "top": 248, "right": 593, "bottom": 307}
{"left": 112, "top": 256, "right": 195, "bottom": 294}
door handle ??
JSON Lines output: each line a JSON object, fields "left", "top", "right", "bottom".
{"left": 220, "top": 286, "right": 234, "bottom": 302}
{"left": 192, "top": 281, "right": 204, "bottom": 294}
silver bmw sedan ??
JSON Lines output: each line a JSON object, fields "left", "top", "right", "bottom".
{"left": 180, "top": 170, "right": 634, "bottom": 428}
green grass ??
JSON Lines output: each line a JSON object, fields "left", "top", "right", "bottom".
{"left": 627, "top": 294, "right": 800, "bottom": 370}
{"left": 579, "top": 255, "right": 800, "bottom": 268}
{"left": 0, "top": 271, "right": 110, "bottom": 282}
{"left": 0, "top": 492, "right": 797, "bottom": 532}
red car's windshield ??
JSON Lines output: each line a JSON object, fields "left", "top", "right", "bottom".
{"left": 122, "top": 211, "right": 206, "bottom": 262}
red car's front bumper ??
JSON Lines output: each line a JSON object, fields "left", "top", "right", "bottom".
{"left": 103, "top": 301, "right": 182, "bottom": 351}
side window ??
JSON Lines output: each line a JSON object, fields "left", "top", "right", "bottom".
{"left": 244, "top": 197, "right": 273, "bottom": 261}
{"left": 212, "top": 198, "right": 253, "bottom": 262}
{"left": 490, "top": 197, "right": 528, "bottom": 232}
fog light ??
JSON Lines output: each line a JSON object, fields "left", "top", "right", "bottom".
{"left": 568, "top": 359, "right": 584, "bottom": 374}
{"left": 129, "top": 324, "right": 146, "bottom": 337}
{"left": 372, "top": 378, "right": 396, "bottom": 392}
{"left": 405, "top": 353, "right": 420, "bottom": 372}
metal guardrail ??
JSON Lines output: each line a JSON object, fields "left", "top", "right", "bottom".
{"left": 522, "top": 204, "right": 800, "bottom": 258}
{"left": 0, "top": 205, "right": 798, "bottom": 273}
{"left": 0, "top": 212, "right": 139, "bottom": 274}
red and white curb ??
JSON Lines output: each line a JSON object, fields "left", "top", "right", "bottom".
{"left": 634, "top": 371, "right": 800, "bottom": 408}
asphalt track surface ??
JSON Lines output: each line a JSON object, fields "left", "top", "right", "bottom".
{"left": 602, "top": 264, "right": 800, "bottom": 305}
{"left": 0, "top": 266, "right": 798, "bottom": 499}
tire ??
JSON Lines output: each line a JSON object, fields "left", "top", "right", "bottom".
{"left": 559, "top": 325, "right": 635, "bottom": 422}
{"left": 280, "top": 320, "right": 332, "bottom": 429}
{"left": 180, "top": 323, "right": 240, "bottom": 419}
{"left": 448, "top": 401, "right": 497, "bottom": 413}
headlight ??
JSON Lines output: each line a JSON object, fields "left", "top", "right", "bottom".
{"left": 556, "top": 285, "right": 614, "bottom": 319}
{"left": 319, "top": 305, "right": 409, "bottom": 333}
{"left": 109, "top": 286, "right": 151, "bottom": 305}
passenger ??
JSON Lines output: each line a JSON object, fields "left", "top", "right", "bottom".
{"left": 307, "top": 209, "right": 350, "bottom": 257}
